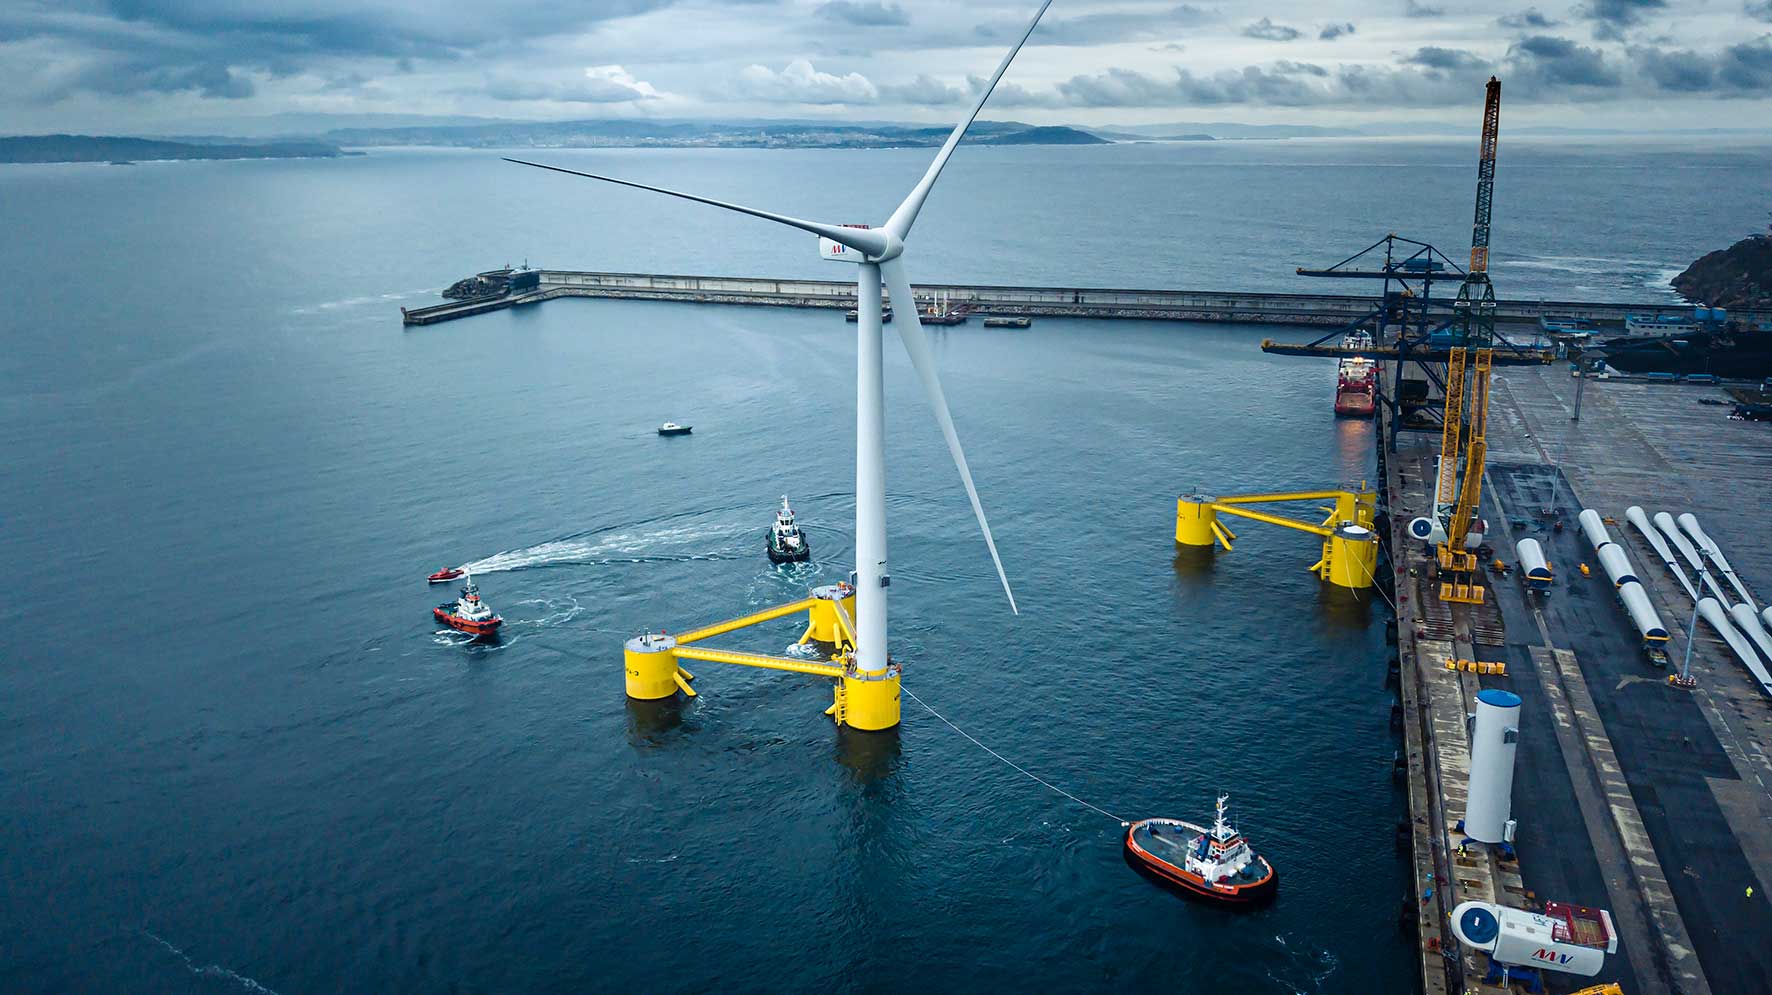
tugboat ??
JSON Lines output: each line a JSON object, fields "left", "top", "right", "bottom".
{"left": 1124, "top": 794, "right": 1277, "bottom": 905}
{"left": 766, "top": 495, "right": 812, "bottom": 563}
{"left": 433, "top": 573, "right": 503, "bottom": 636}
{"left": 657, "top": 422, "right": 693, "bottom": 436}
{"left": 1334, "top": 330, "right": 1378, "bottom": 418}
{"left": 427, "top": 567, "right": 464, "bottom": 584}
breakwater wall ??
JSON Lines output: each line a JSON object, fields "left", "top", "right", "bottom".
{"left": 400, "top": 269, "right": 1764, "bottom": 329}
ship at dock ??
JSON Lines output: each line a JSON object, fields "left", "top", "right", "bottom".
{"left": 1334, "top": 330, "right": 1378, "bottom": 417}
{"left": 1597, "top": 319, "right": 1772, "bottom": 379}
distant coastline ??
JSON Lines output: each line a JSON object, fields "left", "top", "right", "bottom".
{"left": 316, "top": 119, "right": 1109, "bottom": 150}
{"left": 0, "top": 135, "right": 350, "bottom": 164}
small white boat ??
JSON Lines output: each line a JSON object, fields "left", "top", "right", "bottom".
{"left": 658, "top": 422, "right": 692, "bottom": 436}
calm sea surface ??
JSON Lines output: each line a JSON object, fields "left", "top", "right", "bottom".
{"left": 4, "top": 139, "right": 1768, "bottom": 993}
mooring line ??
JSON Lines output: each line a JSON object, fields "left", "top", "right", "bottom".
{"left": 1354, "top": 545, "right": 1400, "bottom": 613}
{"left": 900, "top": 685, "right": 1127, "bottom": 826}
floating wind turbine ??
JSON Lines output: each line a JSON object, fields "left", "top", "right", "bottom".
{"left": 508, "top": 2, "right": 1051, "bottom": 682}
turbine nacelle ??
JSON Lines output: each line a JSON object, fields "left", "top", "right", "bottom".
{"left": 818, "top": 226, "right": 904, "bottom": 263}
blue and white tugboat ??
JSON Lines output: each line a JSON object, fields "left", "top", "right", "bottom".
{"left": 766, "top": 496, "right": 812, "bottom": 563}
{"left": 1124, "top": 794, "right": 1277, "bottom": 905}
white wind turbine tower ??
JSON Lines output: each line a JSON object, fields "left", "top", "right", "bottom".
{"left": 507, "top": 1, "right": 1051, "bottom": 728}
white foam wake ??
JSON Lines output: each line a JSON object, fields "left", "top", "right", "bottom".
{"left": 141, "top": 929, "right": 282, "bottom": 994}
{"left": 459, "top": 521, "right": 743, "bottom": 575}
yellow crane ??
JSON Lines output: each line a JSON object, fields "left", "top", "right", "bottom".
{"left": 1428, "top": 77, "right": 1502, "bottom": 605}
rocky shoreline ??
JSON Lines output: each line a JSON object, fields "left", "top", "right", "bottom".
{"left": 1672, "top": 233, "right": 1771, "bottom": 310}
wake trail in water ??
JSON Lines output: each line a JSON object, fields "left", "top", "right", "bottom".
{"left": 140, "top": 929, "right": 282, "bottom": 994}
{"left": 460, "top": 519, "right": 747, "bottom": 575}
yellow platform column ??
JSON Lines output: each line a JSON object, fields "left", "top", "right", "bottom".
{"left": 1175, "top": 494, "right": 1220, "bottom": 546}
{"left": 1333, "top": 486, "right": 1377, "bottom": 528}
{"left": 804, "top": 584, "right": 859, "bottom": 646}
{"left": 1324, "top": 524, "right": 1379, "bottom": 589}
{"left": 624, "top": 633, "right": 681, "bottom": 700}
{"left": 839, "top": 668, "right": 901, "bottom": 731}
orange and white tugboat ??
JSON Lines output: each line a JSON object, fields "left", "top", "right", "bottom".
{"left": 1124, "top": 793, "right": 1277, "bottom": 905}
{"left": 1334, "top": 330, "right": 1378, "bottom": 418}
{"left": 433, "top": 572, "right": 503, "bottom": 636}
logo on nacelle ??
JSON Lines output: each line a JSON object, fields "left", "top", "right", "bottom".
{"left": 1532, "top": 949, "right": 1574, "bottom": 965}
{"left": 819, "top": 223, "right": 872, "bottom": 263}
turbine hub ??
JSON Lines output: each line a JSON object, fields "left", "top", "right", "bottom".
{"left": 869, "top": 232, "right": 905, "bottom": 262}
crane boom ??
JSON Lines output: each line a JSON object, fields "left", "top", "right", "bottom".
{"left": 1431, "top": 77, "right": 1501, "bottom": 605}
{"left": 1469, "top": 78, "right": 1501, "bottom": 275}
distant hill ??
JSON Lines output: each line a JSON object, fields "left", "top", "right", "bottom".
{"left": 0, "top": 135, "right": 346, "bottom": 164}
{"left": 978, "top": 125, "right": 1109, "bottom": 145}
{"left": 1673, "top": 234, "right": 1772, "bottom": 311}
{"left": 319, "top": 119, "right": 1107, "bottom": 150}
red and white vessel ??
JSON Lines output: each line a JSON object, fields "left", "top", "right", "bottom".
{"left": 433, "top": 573, "right": 502, "bottom": 636}
{"left": 1334, "top": 330, "right": 1378, "bottom": 418}
{"left": 428, "top": 567, "right": 465, "bottom": 584}
{"left": 1124, "top": 794, "right": 1277, "bottom": 905}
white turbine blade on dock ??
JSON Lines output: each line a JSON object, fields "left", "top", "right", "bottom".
{"left": 502, "top": 158, "right": 891, "bottom": 257}
{"left": 881, "top": 256, "right": 1018, "bottom": 614}
{"left": 884, "top": 0, "right": 1055, "bottom": 240}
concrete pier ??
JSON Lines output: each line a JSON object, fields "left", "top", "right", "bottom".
{"left": 398, "top": 269, "right": 1772, "bottom": 329}
{"left": 1385, "top": 369, "right": 1772, "bottom": 993}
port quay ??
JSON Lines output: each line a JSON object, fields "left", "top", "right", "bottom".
{"left": 398, "top": 268, "right": 1772, "bottom": 332}
{"left": 402, "top": 270, "right": 1772, "bottom": 994}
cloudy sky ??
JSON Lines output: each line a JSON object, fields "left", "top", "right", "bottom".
{"left": 3, "top": 0, "right": 1771, "bottom": 134}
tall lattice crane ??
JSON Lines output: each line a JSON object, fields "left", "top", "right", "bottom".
{"left": 1409, "top": 77, "right": 1501, "bottom": 605}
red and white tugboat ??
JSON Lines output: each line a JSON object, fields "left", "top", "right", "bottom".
{"left": 433, "top": 573, "right": 503, "bottom": 636}
{"left": 1334, "top": 330, "right": 1378, "bottom": 418}
{"left": 1124, "top": 794, "right": 1277, "bottom": 905}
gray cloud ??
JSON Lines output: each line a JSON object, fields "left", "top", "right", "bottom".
{"left": 1630, "top": 37, "right": 1772, "bottom": 91}
{"left": 1715, "top": 36, "right": 1772, "bottom": 89}
{"left": 1, "top": 0, "right": 680, "bottom": 103}
{"left": 1404, "top": 1, "right": 1445, "bottom": 18}
{"left": 1578, "top": 0, "right": 1668, "bottom": 40}
{"left": 965, "top": 73, "right": 1059, "bottom": 107}
{"left": 1632, "top": 46, "right": 1716, "bottom": 89}
{"left": 1241, "top": 17, "right": 1301, "bottom": 41}
{"left": 1403, "top": 47, "right": 1492, "bottom": 71}
{"left": 1508, "top": 34, "right": 1621, "bottom": 86}
{"left": 1498, "top": 7, "right": 1560, "bottom": 29}
{"left": 1271, "top": 59, "right": 1330, "bottom": 76}
{"left": 973, "top": 5, "right": 1214, "bottom": 47}
{"left": 1319, "top": 22, "right": 1356, "bottom": 40}
{"left": 1748, "top": 1, "right": 1772, "bottom": 23}
{"left": 878, "top": 74, "right": 966, "bottom": 105}
{"left": 814, "top": 2, "right": 910, "bottom": 27}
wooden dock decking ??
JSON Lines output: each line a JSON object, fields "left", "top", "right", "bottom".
{"left": 398, "top": 269, "right": 1772, "bottom": 329}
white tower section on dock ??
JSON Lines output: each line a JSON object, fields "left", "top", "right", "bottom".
{"left": 1464, "top": 688, "right": 1521, "bottom": 844}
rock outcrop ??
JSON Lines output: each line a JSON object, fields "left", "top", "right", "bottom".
{"left": 442, "top": 269, "right": 512, "bottom": 300}
{"left": 1671, "top": 234, "right": 1772, "bottom": 311}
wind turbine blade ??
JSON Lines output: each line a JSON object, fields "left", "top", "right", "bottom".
{"left": 880, "top": 257, "right": 1018, "bottom": 614}
{"left": 884, "top": 0, "right": 1055, "bottom": 240}
{"left": 503, "top": 158, "right": 891, "bottom": 256}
